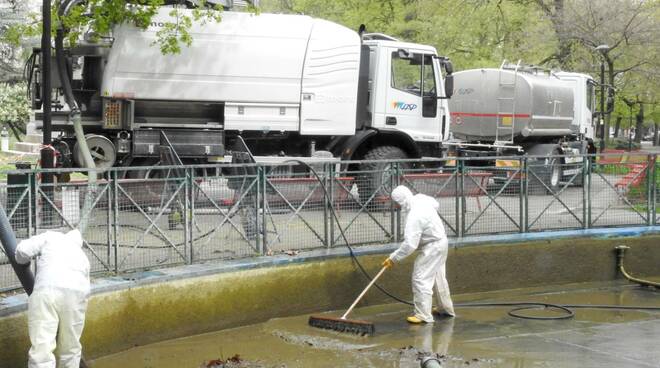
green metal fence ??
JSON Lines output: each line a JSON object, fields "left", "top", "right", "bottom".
{"left": 0, "top": 153, "right": 657, "bottom": 291}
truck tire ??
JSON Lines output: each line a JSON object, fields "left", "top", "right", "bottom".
{"left": 357, "top": 146, "right": 409, "bottom": 205}
{"left": 529, "top": 155, "right": 562, "bottom": 195}
{"left": 571, "top": 163, "right": 585, "bottom": 187}
{"left": 548, "top": 156, "right": 562, "bottom": 193}
{"left": 124, "top": 158, "right": 161, "bottom": 180}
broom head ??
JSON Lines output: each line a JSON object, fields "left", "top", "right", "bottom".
{"left": 308, "top": 315, "right": 375, "bottom": 336}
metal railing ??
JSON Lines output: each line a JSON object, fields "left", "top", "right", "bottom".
{"left": 0, "top": 153, "right": 657, "bottom": 291}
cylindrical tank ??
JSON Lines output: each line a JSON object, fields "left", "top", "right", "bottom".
{"left": 449, "top": 68, "right": 575, "bottom": 142}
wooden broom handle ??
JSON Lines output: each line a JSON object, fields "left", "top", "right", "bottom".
{"left": 341, "top": 266, "right": 389, "bottom": 319}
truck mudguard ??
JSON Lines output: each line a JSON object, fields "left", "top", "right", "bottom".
{"left": 336, "top": 129, "right": 421, "bottom": 161}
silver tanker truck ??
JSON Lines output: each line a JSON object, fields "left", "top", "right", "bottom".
{"left": 448, "top": 61, "right": 597, "bottom": 193}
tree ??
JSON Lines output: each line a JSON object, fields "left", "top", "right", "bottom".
{"left": 0, "top": 83, "right": 31, "bottom": 139}
{"left": 0, "top": 0, "right": 35, "bottom": 82}
{"left": 2, "top": 1, "right": 257, "bottom": 56}
{"left": 517, "top": 0, "right": 574, "bottom": 68}
{"left": 555, "top": 0, "right": 660, "bottom": 141}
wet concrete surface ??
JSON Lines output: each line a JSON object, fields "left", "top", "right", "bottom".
{"left": 90, "top": 280, "right": 660, "bottom": 368}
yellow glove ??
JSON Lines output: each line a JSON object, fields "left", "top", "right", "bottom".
{"left": 382, "top": 257, "right": 394, "bottom": 269}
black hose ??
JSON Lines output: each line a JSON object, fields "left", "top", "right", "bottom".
{"left": 282, "top": 160, "right": 660, "bottom": 320}
{"left": 283, "top": 159, "right": 415, "bottom": 306}
{"left": 23, "top": 51, "right": 38, "bottom": 100}
{"left": 0, "top": 206, "right": 34, "bottom": 295}
{"left": 55, "top": 28, "right": 77, "bottom": 113}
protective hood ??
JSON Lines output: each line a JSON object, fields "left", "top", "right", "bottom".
{"left": 391, "top": 185, "right": 414, "bottom": 212}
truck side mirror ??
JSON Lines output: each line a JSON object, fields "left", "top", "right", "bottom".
{"left": 443, "top": 74, "right": 454, "bottom": 99}
{"left": 443, "top": 59, "right": 453, "bottom": 74}
{"left": 397, "top": 48, "right": 412, "bottom": 60}
{"left": 435, "top": 56, "right": 454, "bottom": 99}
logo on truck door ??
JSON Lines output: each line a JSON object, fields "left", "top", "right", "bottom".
{"left": 392, "top": 101, "right": 418, "bottom": 111}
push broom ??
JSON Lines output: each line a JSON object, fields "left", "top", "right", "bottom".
{"left": 308, "top": 264, "right": 389, "bottom": 335}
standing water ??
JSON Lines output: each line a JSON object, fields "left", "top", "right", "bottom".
{"left": 91, "top": 280, "right": 660, "bottom": 367}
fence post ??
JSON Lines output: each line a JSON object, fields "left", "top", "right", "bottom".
{"left": 647, "top": 154, "right": 654, "bottom": 226}
{"left": 33, "top": 171, "right": 39, "bottom": 236}
{"left": 654, "top": 154, "right": 658, "bottom": 225}
{"left": 255, "top": 166, "right": 263, "bottom": 256}
{"left": 112, "top": 170, "right": 119, "bottom": 274}
{"left": 322, "top": 163, "right": 330, "bottom": 249}
{"left": 453, "top": 160, "right": 459, "bottom": 238}
{"left": 587, "top": 155, "right": 592, "bottom": 228}
{"left": 185, "top": 167, "right": 193, "bottom": 264}
{"left": 520, "top": 156, "right": 526, "bottom": 233}
{"left": 106, "top": 170, "right": 112, "bottom": 268}
{"left": 390, "top": 162, "right": 394, "bottom": 242}
{"left": 261, "top": 165, "right": 269, "bottom": 255}
{"left": 459, "top": 159, "right": 465, "bottom": 237}
{"left": 27, "top": 171, "right": 35, "bottom": 238}
{"left": 329, "top": 163, "right": 335, "bottom": 247}
{"left": 582, "top": 155, "right": 588, "bottom": 229}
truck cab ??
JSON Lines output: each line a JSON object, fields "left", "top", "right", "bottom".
{"left": 363, "top": 35, "right": 451, "bottom": 148}
{"left": 555, "top": 72, "right": 597, "bottom": 140}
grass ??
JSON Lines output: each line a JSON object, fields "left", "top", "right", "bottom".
{"left": 624, "top": 163, "right": 660, "bottom": 215}
{"left": 0, "top": 151, "right": 39, "bottom": 180}
{"left": 593, "top": 164, "right": 631, "bottom": 175}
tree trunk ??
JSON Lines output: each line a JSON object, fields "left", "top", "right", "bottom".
{"left": 654, "top": 121, "right": 659, "bottom": 146}
{"left": 634, "top": 102, "right": 644, "bottom": 143}
{"left": 7, "top": 122, "right": 22, "bottom": 141}
{"left": 536, "top": 0, "right": 571, "bottom": 67}
{"left": 613, "top": 116, "right": 621, "bottom": 138}
{"left": 605, "top": 59, "right": 615, "bottom": 142}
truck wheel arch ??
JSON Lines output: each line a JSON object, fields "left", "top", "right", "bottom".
{"left": 334, "top": 129, "right": 421, "bottom": 161}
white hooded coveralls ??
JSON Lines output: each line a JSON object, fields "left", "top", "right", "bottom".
{"left": 390, "top": 186, "right": 454, "bottom": 322}
{"left": 15, "top": 229, "right": 90, "bottom": 368}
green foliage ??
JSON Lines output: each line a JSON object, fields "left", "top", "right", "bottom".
{"left": 261, "top": 0, "right": 555, "bottom": 70}
{"left": 153, "top": 3, "right": 224, "bottom": 54}
{"left": 0, "top": 83, "right": 30, "bottom": 139}
{"left": 58, "top": 0, "right": 224, "bottom": 54}
{"left": 3, "top": 0, "right": 228, "bottom": 55}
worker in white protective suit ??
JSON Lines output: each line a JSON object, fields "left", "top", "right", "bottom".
{"left": 15, "top": 229, "right": 90, "bottom": 368}
{"left": 382, "top": 185, "right": 455, "bottom": 324}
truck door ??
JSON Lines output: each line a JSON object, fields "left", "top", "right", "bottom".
{"left": 385, "top": 50, "right": 441, "bottom": 142}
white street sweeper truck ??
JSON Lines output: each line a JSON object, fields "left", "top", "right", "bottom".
{"left": 29, "top": 6, "right": 455, "bottom": 198}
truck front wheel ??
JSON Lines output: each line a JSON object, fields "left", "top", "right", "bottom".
{"left": 529, "top": 154, "right": 562, "bottom": 195}
{"left": 356, "top": 146, "right": 410, "bottom": 205}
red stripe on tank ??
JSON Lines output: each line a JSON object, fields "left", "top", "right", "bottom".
{"left": 450, "top": 112, "right": 531, "bottom": 118}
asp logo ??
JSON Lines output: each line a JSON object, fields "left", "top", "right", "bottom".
{"left": 392, "top": 101, "right": 417, "bottom": 111}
